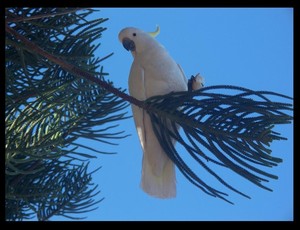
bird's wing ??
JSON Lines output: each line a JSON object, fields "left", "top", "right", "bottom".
{"left": 129, "top": 62, "right": 171, "bottom": 176}
{"left": 128, "top": 61, "right": 146, "bottom": 147}
{"left": 177, "top": 63, "right": 188, "bottom": 86}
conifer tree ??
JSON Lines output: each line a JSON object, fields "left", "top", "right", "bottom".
{"left": 5, "top": 7, "right": 293, "bottom": 220}
{"left": 5, "top": 8, "right": 128, "bottom": 221}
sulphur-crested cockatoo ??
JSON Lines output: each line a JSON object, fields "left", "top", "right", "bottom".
{"left": 118, "top": 26, "right": 188, "bottom": 198}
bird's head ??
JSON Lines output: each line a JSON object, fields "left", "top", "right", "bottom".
{"left": 118, "top": 26, "right": 160, "bottom": 57}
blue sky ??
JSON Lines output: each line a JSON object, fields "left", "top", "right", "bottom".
{"left": 51, "top": 8, "right": 293, "bottom": 221}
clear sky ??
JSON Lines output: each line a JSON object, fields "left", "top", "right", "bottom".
{"left": 51, "top": 8, "right": 293, "bottom": 221}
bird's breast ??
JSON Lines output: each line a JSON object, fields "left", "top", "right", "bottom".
{"left": 142, "top": 55, "right": 187, "bottom": 97}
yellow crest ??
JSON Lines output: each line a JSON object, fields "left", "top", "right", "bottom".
{"left": 148, "top": 25, "right": 160, "bottom": 38}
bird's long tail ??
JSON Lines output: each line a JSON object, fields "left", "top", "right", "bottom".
{"left": 141, "top": 153, "right": 176, "bottom": 198}
{"left": 139, "top": 113, "right": 176, "bottom": 198}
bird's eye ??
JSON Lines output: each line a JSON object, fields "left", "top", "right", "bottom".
{"left": 133, "top": 33, "right": 136, "bottom": 37}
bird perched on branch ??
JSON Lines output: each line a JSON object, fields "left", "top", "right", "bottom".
{"left": 119, "top": 26, "right": 188, "bottom": 198}
{"left": 119, "top": 26, "right": 293, "bottom": 203}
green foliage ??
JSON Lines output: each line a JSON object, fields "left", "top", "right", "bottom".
{"left": 5, "top": 8, "right": 129, "bottom": 220}
{"left": 146, "top": 85, "right": 293, "bottom": 204}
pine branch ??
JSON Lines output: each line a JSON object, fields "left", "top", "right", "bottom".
{"left": 5, "top": 23, "right": 144, "bottom": 109}
{"left": 6, "top": 159, "right": 101, "bottom": 221}
{"left": 5, "top": 8, "right": 88, "bottom": 23}
{"left": 5, "top": 8, "right": 128, "bottom": 221}
{"left": 146, "top": 86, "right": 293, "bottom": 203}
{"left": 36, "top": 163, "right": 103, "bottom": 221}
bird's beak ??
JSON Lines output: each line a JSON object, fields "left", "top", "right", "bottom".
{"left": 122, "top": 38, "right": 136, "bottom": 51}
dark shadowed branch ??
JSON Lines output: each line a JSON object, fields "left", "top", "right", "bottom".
{"left": 146, "top": 85, "right": 293, "bottom": 204}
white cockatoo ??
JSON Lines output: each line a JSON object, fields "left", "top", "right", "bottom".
{"left": 118, "top": 26, "right": 188, "bottom": 198}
